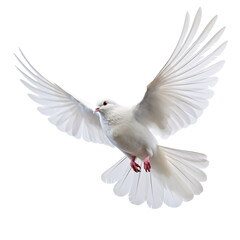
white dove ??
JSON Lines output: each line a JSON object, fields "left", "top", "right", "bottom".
{"left": 16, "top": 8, "right": 226, "bottom": 208}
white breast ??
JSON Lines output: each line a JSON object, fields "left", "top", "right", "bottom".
{"left": 100, "top": 106, "right": 157, "bottom": 159}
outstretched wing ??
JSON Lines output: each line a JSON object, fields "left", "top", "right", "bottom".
{"left": 134, "top": 8, "right": 227, "bottom": 138}
{"left": 16, "top": 49, "right": 113, "bottom": 147}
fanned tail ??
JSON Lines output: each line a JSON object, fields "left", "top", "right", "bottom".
{"left": 101, "top": 145, "right": 208, "bottom": 209}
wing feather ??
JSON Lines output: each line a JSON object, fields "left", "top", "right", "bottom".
{"left": 134, "top": 8, "right": 226, "bottom": 137}
{"left": 16, "top": 50, "right": 113, "bottom": 147}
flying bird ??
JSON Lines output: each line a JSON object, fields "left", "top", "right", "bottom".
{"left": 16, "top": 8, "right": 226, "bottom": 208}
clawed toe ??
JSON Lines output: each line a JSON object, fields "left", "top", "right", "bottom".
{"left": 130, "top": 161, "right": 141, "bottom": 173}
{"left": 144, "top": 161, "right": 151, "bottom": 172}
{"left": 144, "top": 156, "right": 151, "bottom": 172}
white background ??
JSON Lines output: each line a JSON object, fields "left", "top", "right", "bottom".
{"left": 0, "top": 0, "right": 239, "bottom": 239}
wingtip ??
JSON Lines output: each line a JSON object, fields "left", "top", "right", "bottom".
{"left": 223, "top": 40, "right": 228, "bottom": 45}
{"left": 18, "top": 48, "right": 28, "bottom": 62}
{"left": 196, "top": 7, "right": 202, "bottom": 19}
{"left": 18, "top": 47, "right": 23, "bottom": 55}
{"left": 14, "top": 65, "right": 21, "bottom": 72}
{"left": 211, "top": 15, "right": 218, "bottom": 24}
{"left": 19, "top": 79, "right": 26, "bottom": 86}
{"left": 14, "top": 52, "right": 20, "bottom": 60}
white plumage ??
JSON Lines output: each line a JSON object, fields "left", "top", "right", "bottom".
{"left": 16, "top": 8, "right": 226, "bottom": 208}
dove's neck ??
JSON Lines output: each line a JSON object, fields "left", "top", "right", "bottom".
{"left": 100, "top": 105, "right": 133, "bottom": 128}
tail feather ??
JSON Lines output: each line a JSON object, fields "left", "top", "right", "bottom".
{"left": 163, "top": 186, "right": 183, "bottom": 207}
{"left": 113, "top": 167, "right": 134, "bottom": 197}
{"left": 168, "top": 158, "right": 203, "bottom": 195}
{"left": 102, "top": 145, "right": 208, "bottom": 208}
{"left": 163, "top": 146, "right": 208, "bottom": 182}
{"left": 101, "top": 156, "right": 129, "bottom": 184}
{"left": 147, "top": 173, "right": 164, "bottom": 209}
{"left": 162, "top": 146, "right": 209, "bottom": 168}
{"left": 129, "top": 161, "right": 148, "bottom": 205}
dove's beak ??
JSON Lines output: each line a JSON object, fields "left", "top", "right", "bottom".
{"left": 94, "top": 107, "right": 100, "bottom": 113}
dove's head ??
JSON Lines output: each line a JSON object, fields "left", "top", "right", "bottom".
{"left": 94, "top": 99, "right": 117, "bottom": 115}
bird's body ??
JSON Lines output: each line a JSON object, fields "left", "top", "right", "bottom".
{"left": 16, "top": 8, "right": 226, "bottom": 208}
{"left": 98, "top": 104, "right": 157, "bottom": 162}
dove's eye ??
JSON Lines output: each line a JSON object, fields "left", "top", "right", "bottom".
{"left": 103, "top": 101, "right": 108, "bottom": 106}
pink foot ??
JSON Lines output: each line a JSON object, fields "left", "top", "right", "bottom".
{"left": 144, "top": 155, "right": 151, "bottom": 172}
{"left": 130, "top": 156, "right": 141, "bottom": 173}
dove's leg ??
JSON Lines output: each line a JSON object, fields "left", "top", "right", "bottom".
{"left": 130, "top": 156, "right": 141, "bottom": 173}
{"left": 144, "top": 155, "right": 151, "bottom": 172}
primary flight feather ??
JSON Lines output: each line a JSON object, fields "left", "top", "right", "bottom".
{"left": 16, "top": 8, "right": 226, "bottom": 208}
